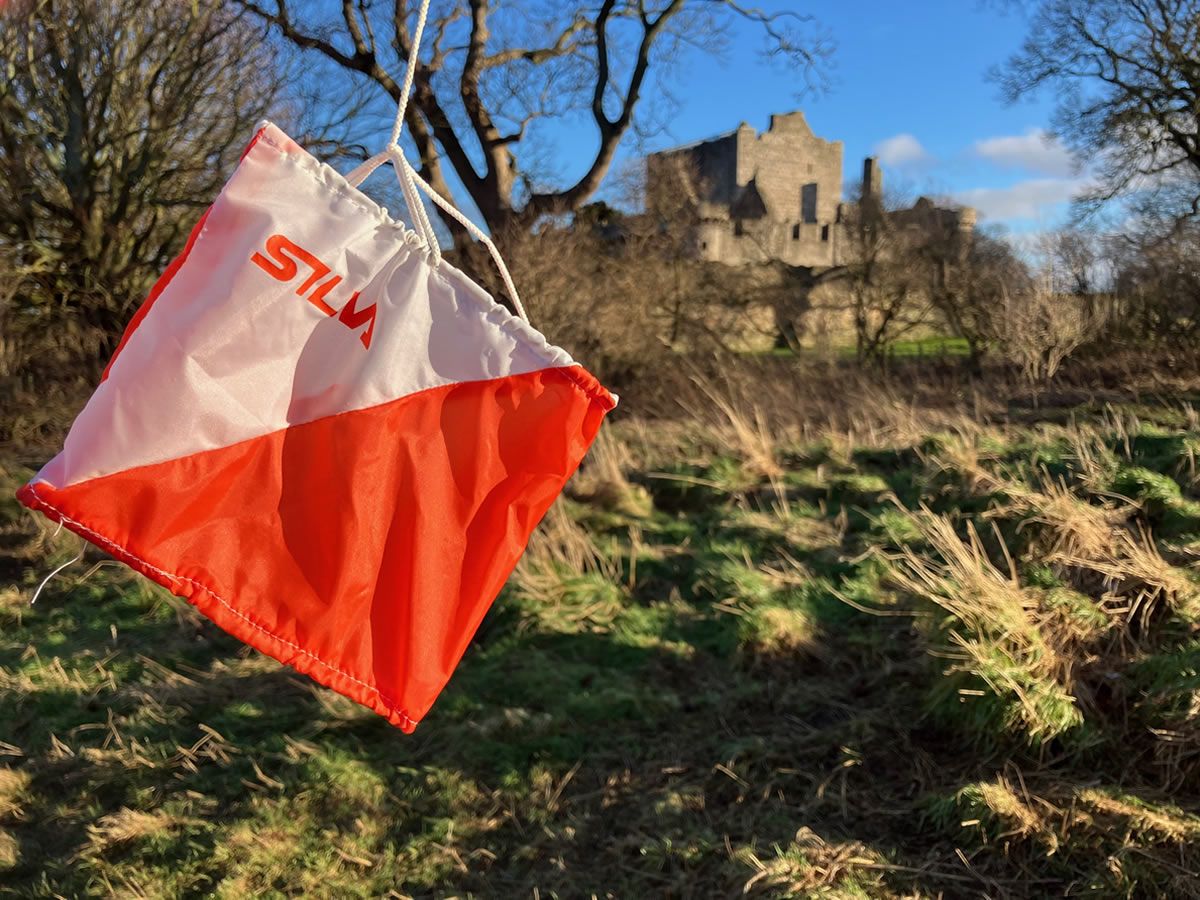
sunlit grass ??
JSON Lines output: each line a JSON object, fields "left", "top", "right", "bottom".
{"left": 5, "top": 381, "right": 1200, "bottom": 897}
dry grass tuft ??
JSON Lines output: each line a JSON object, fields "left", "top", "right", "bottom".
{"left": 888, "top": 510, "right": 1034, "bottom": 639}
{"left": 739, "top": 826, "right": 902, "bottom": 897}
{"left": 1077, "top": 789, "right": 1200, "bottom": 843}
{"left": 956, "top": 775, "right": 1054, "bottom": 848}
{"left": 1052, "top": 526, "right": 1199, "bottom": 625}
{"left": 569, "top": 430, "right": 652, "bottom": 517}
{"left": 894, "top": 465, "right": 1196, "bottom": 743}
{"left": 998, "top": 471, "right": 1196, "bottom": 622}
{"left": 949, "top": 778, "right": 1200, "bottom": 894}
{"left": 1064, "top": 422, "right": 1121, "bottom": 492}
{"left": 692, "top": 375, "right": 782, "bottom": 478}
{"left": 0, "top": 585, "right": 24, "bottom": 611}
{"left": 754, "top": 607, "right": 818, "bottom": 655}
{"left": 84, "top": 808, "right": 183, "bottom": 857}
{"left": 1012, "top": 478, "right": 1131, "bottom": 562}
{"left": 886, "top": 507, "right": 1084, "bottom": 742}
{"left": 0, "top": 655, "right": 95, "bottom": 695}
{"left": 971, "top": 777, "right": 1047, "bottom": 840}
{"left": 170, "top": 724, "right": 237, "bottom": 774}
{"left": 924, "top": 425, "right": 1000, "bottom": 496}
{"left": 511, "top": 502, "right": 626, "bottom": 609}
{"left": 0, "top": 768, "right": 30, "bottom": 820}
{"left": 0, "top": 828, "right": 18, "bottom": 870}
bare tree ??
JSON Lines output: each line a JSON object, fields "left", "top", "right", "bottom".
{"left": 635, "top": 154, "right": 704, "bottom": 346}
{"left": 1109, "top": 223, "right": 1200, "bottom": 342}
{"left": 1044, "top": 227, "right": 1099, "bottom": 298}
{"left": 995, "top": 276, "right": 1105, "bottom": 386}
{"left": 996, "top": 0, "right": 1200, "bottom": 231}
{"left": 0, "top": 0, "right": 284, "bottom": 375}
{"left": 922, "top": 224, "right": 1029, "bottom": 372}
{"left": 631, "top": 154, "right": 769, "bottom": 350}
{"left": 237, "top": 1, "right": 830, "bottom": 246}
{"left": 840, "top": 188, "right": 931, "bottom": 364}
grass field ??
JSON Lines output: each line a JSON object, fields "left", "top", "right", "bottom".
{"left": 750, "top": 337, "right": 972, "bottom": 361}
{"left": 4, "top": 371, "right": 1200, "bottom": 897}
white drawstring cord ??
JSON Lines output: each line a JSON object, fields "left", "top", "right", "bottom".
{"left": 384, "top": 0, "right": 442, "bottom": 263}
{"left": 343, "top": 148, "right": 441, "bottom": 268}
{"left": 388, "top": 0, "right": 430, "bottom": 147}
{"left": 390, "top": 144, "right": 443, "bottom": 268}
{"left": 398, "top": 155, "right": 528, "bottom": 322}
{"left": 344, "top": 0, "right": 440, "bottom": 260}
{"left": 344, "top": 0, "right": 528, "bottom": 322}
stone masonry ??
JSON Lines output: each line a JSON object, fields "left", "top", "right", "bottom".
{"left": 647, "top": 111, "right": 975, "bottom": 268}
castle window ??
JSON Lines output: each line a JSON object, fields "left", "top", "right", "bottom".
{"left": 801, "top": 183, "right": 818, "bottom": 223}
{"left": 821, "top": 224, "right": 830, "bottom": 242}
{"left": 792, "top": 224, "right": 801, "bottom": 240}
{"left": 734, "top": 219, "right": 745, "bottom": 236}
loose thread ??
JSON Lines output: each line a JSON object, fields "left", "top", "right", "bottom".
{"left": 30, "top": 545, "right": 84, "bottom": 606}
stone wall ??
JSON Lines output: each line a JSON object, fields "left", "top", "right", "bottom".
{"left": 694, "top": 218, "right": 840, "bottom": 268}
{"left": 647, "top": 111, "right": 846, "bottom": 268}
{"left": 734, "top": 112, "right": 843, "bottom": 226}
{"left": 646, "top": 131, "right": 740, "bottom": 207}
{"left": 646, "top": 111, "right": 973, "bottom": 271}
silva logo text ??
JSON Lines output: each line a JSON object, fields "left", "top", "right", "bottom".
{"left": 251, "top": 234, "right": 378, "bottom": 349}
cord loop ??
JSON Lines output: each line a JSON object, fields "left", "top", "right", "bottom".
{"left": 345, "top": 0, "right": 527, "bottom": 321}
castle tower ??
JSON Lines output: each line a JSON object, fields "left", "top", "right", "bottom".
{"left": 643, "top": 113, "right": 971, "bottom": 269}
{"left": 862, "top": 156, "right": 882, "bottom": 199}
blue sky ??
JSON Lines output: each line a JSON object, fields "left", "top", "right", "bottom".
{"left": 537, "top": 0, "right": 1086, "bottom": 234}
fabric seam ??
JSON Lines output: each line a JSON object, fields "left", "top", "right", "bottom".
{"left": 51, "top": 366, "right": 608, "bottom": 491}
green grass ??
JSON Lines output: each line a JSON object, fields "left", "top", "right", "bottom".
{"left": 881, "top": 336, "right": 971, "bottom": 358}
{"left": 4, "top": 394, "right": 1200, "bottom": 897}
{"left": 745, "top": 335, "right": 971, "bottom": 359}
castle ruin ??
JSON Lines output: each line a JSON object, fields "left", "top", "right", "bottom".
{"left": 646, "top": 111, "right": 975, "bottom": 268}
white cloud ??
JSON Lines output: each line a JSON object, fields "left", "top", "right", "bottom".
{"left": 973, "top": 129, "right": 1076, "bottom": 177}
{"left": 954, "top": 177, "right": 1089, "bottom": 223}
{"left": 873, "top": 133, "right": 930, "bottom": 168}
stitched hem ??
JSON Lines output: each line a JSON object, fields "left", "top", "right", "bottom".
{"left": 17, "top": 483, "right": 419, "bottom": 733}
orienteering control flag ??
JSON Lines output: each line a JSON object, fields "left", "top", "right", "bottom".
{"left": 17, "top": 122, "right": 616, "bottom": 731}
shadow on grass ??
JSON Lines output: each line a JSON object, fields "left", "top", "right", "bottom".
{"left": 1, "top": 552, "right": 992, "bottom": 897}
{"left": 7, "top": 414, "right": 1200, "bottom": 897}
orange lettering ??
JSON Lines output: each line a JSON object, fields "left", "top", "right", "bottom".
{"left": 294, "top": 256, "right": 331, "bottom": 297}
{"left": 250, "top": 233, "right": 300, "bottom": 281}
{"left": 338, "top": 291, "right": 378, "bottom": 349}
{"left": 250, "top": 234, "right": 378, "bottom": 350}
{"left": 305, "top": 275, "right": 341, "bottom": 317}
